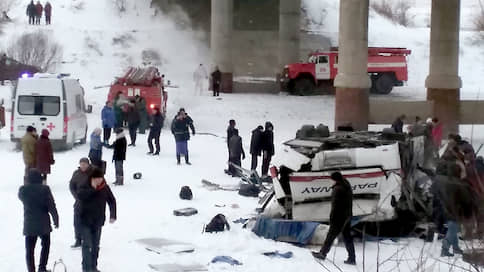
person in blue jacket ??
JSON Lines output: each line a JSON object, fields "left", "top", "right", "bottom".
{"left": 88, "top": 128, "right": 103, "bottom": 169}
{"left": 101, "top": 101, "right": 116, "bottom": 145}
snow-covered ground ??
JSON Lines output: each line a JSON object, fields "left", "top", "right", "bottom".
{"left": 1, "top": 0, "right": 484, "bottom": 271}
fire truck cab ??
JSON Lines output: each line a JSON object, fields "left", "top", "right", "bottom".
{"left": 107, "top": 66, "right": 167, "bottom": 118}
{"left": 282, "top": 47, "right": 411, "bottom": 95}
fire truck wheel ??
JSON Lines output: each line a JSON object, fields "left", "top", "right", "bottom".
{"left": 293, "top": 77, "right": 315, "bottom": 96}
{"left": 375, "top": 73, "right": 394, "bottom": 95}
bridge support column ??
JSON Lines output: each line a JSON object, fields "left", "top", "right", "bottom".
{"left": 211, "top": 0, "right": 233, "bottom": 92}
{"left": 425, "top": 0, "right": 461, "bottom": 134}
{"left": 334, "top": 0, "right": 371, "bottom": 131}
{"left": 279, "top": 0, "right": 301, "bottom": 69}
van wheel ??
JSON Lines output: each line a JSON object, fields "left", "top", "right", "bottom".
{"left": 293, "top": 78, "right": 315, "bottom": 96}
{"left": 80, "top": 128, "right": 87, "bottom": 144}
{"left": 374, "top": 74, "right": 394, "bottom": 95}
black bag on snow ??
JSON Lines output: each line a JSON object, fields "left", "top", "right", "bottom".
{"left": 179, "top": 186, "right": 193, "bottom": 200}
{"left": 205, "top": 214, "right": 230, "bottom": 233}
{"left": 238, "top": 183, "right": 260, "bottom": 197}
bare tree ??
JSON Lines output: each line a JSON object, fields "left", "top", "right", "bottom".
{"left": 0, "top": 0, "right": 18, "bottom": 13}
{"left": 371, "top": 0, "right": 413, "bottom": 27}
{"left": 6, "top": 31, "right": 63, "bottom": 72}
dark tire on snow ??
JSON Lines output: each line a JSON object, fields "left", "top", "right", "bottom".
{"left": 79, "top": 127, "right": 88, "bottom": 144}
{"left": 293, "top": 77, "right": 315, "bottom": 96}
{"left": 373, "top": 73, "right": 395, "bottom": 95}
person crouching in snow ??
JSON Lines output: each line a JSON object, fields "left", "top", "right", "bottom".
{"left": 112, "top": 128, "right": 127, "bottom": 185}
{"left": 35, "top": 129, "right": 54, "bottom": 183}
{"left": 88, "top": 128, "right": 103, "bottom": 169}
{"left": 19, "top": 169, "right": 59, "bottom": 272}
{"left": 228, "top": 129, "right": 245, "bottom": 177}
{"left": 78, "top": 167, "right": 116, "bottom": 272}
{"left": 171, "top": 108, "right": 195, "bottom": 165}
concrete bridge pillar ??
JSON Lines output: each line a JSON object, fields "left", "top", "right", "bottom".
{"left": 334, "top": 0, "right": 371, "bottom": 131}
{"left": 211, "top": 0, "right": 233, "bottom": 92}
{"left": 279, "top": 0, "right": 301, "bottom": 70}
{"left": 425, "top": 0, "right": 461, "bottom": 134}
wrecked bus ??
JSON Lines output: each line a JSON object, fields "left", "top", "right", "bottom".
{"left": 260, "top": 128, "right": 432, "bottom": 229}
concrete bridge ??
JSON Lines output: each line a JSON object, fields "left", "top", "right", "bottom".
{"left": 154, "top": 0, "right": 473, "bottom": 134}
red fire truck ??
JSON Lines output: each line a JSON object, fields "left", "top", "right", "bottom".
{"left": 107, "top": 66, "right": 167, "bottom": 117}
{"left": 281, "top": 47, "right": 411, "bottom": 95}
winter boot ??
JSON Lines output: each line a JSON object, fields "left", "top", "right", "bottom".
{"left": 71, "top": 239, "right": 82, "bottom": 248}
{"left": 441, "top": 248, "right": 454, "bottom": 257}
{"left": 311, "top": 251, "right": 326, "bottom": 260}
{"left": 185, "top": 154, "right": 191, "bottom": 165}
{"left": 453, "top": 247, "right": 464, "bottom": 255}
{"left": 114, "top": 176, "right": 124, "bottom": 185}
{"left": 177, "top": 154, "right": 181, "bottom": 165}
{"left": 344, "top": 258, "right": 356, "bottom": 265}
{"left": 153, "top": 151, "right": 159, "bottom": 155}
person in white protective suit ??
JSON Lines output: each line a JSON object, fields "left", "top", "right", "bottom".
{"left": 193, "top": 64, "right": 208, "bottom": 95}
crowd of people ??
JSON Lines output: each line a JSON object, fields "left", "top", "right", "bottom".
{"left": 391, "top": 115, "right": 484, "bottom": 257}
{"left": 26, "top": 1, "right": 52, "bottom": 25}
{"left": 224, "top": 119, "right": 274, "bottom": 178}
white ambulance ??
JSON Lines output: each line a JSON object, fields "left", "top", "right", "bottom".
{"left": 11, "top": 73, "right": 89, "bottom": 149}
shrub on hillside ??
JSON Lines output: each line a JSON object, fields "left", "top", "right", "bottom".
{"left": 6, "top": 31, "right": 63, "bottom": 72}
{"left": 371, "top": 0, "right": 412, "bottom": 27}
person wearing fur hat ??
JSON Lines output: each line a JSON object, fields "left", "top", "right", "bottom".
{"left": 88, "top": 128, "right": 103, "bottom": 169}
{"left": 19, "top": 169, "right": 59, "bottom": 272}
{"left": 78, "top": 167, "right": 116, "bottom": 272}
{"left": 35, "top": 129, "right": 54, "bottom": 183}
{"left": 69, "top": 157, "right": 92, "bottom": 248}
{"left": 112, "top": 128, "right": 127, "bottom": 185}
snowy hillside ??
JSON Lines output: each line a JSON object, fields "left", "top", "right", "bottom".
{"left": 1, "top": 1, "right": 484, "bottom": 272}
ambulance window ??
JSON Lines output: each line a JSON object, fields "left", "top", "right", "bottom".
{"left": 75, "top": 95, "right": 82, "bottom": 112}
{"left": 18, "top": 96, "right": 60, "bottom": 116}
{"left": 318, "top": 56, "right": 328, "bottom": 64}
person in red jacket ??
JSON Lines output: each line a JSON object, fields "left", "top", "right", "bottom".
{"left": 35, "top": 1, "right": 43, "bottom": 25}
{"left": 36, "top": 129, "right": 54, "bottom": 183}
{"left": 44, "top": 1, "right": 52, "bottom": 25}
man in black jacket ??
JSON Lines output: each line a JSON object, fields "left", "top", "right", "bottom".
{"left": 250, "top": 125, "right": 263, "bottom": 172}
{"left": 211, "top": 66, "right": 221, "bottom": 97}
{"left": 261, "top": 121, "right": 274, "bottom": 176}
{"left": 127, "top": 103, "right": 140, "bottom": 146}
{"left": 69, "top": 157, "right": 92, "bottom": 248}
{"left": 78, "top": 167, "right": 116, "bottom": 272}
{"left": 147, "top": 107, "right": 164, "bottom": 155}
{"left": 112, "top": 128, "right": 127, "bottom": 185}
{"left": 225, "top": 119, "right": 236, "bottom": 174}
{"left": 228, "top": 129, "right": 245, "bottom": 177}
{"left": 19, "top": 169, "right": 59, "bottom": 272}
{"left": 391, "top": 114, "right": 405, "bottom": 133}
{"left": 312, "top": 172, "right": 356, "bottom": 265}
{"left": 171, "top": 109, "right": 195, "bottom": 165}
